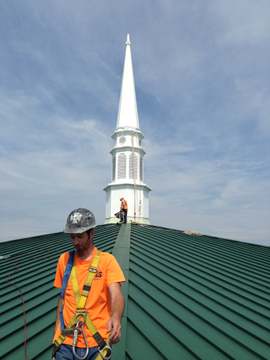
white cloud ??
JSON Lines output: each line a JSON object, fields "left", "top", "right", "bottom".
{"left": 145, "top": 134, "right": 270, "bottom": 245}
{"left": 211, "top": 0, "right": 270, "bottom": 45}
{"left": 0, "top": 91, "right": 112, "bottom": 241}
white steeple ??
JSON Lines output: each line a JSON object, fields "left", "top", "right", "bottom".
{"left": 116, "top": 33, "right": 140, "bottom": 129}
{"left": 104, "top": 34, "right": 151, "bottom": 224}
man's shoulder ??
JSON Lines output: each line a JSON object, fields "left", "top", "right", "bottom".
{"left": 57, "top": 250, "right": 73, "bottom": 265}
{"left": 98, "top": 250, "right": 117, "bottom": 266}
{"left": 59, "top": 250, "right": 73, "bottom": 257}
{"left": 98, "top": 250, "right": 113, "bottom": 260}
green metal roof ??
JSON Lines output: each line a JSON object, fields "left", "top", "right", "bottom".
{"left": 0, "top": 224, "right": 269, "bottom": 359}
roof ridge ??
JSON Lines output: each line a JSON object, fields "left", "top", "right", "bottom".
{"left": 111, "top": 224, "right": 131, "bottom": 360}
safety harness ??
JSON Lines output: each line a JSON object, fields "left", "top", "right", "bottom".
{"left": 52, "top": 250, "right": 112, "bottom": 360}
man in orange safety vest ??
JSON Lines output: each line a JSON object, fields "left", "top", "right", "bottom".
{"left": 119, "top": 198, "right": 128, "bottom": 224}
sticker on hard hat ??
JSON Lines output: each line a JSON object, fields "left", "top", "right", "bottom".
{"left": 70, "top": 212, "right": 83, "bottom": 224}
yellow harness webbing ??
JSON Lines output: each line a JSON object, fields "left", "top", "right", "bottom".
{"left": 53, "top": 251, "right": 111, "bottom": 360}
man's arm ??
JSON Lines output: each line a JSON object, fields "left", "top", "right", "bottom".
{"left": 52, "top": 297, "right": 62, "bottom": 342}
{"left": 107, "top": 282, "right": 125, "bottom": 344}
{"left": 52, "top": 255, "right": 63, "bottom": 342}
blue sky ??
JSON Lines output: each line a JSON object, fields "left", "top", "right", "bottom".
{"left": 0, "top": 0, "right": 269, "bottom": 245}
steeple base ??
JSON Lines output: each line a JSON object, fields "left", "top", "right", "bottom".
{"left": 104, "top": 216, "right": 150, "bottom": 225}
{"left": 104, "top": 182, "right": 151, "bottom": 225}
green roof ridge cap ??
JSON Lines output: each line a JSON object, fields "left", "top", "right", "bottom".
{"left": 111, "top": 223, "right": 131, "bottom": 360}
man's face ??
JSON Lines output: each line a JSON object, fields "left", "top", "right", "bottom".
{"left": 70, "top": 231, "right": 90, "bottom": 252}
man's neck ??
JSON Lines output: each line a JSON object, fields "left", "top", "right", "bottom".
{"left": 77, "top": 245, "right": 94, "bottom": 260}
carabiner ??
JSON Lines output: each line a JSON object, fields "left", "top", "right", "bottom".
{"left": 72, "top": 321, "right": 89, "bottom": 360}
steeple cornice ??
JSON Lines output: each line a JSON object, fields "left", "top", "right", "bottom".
{"left": 112, "top": 127, "right": 144, "bottom": 140}
{"left": 110, "top": 146, "right": 146, "bottom": 156}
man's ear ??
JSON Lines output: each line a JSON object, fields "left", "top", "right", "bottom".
{"left": 90, "top": 228, "right": 95, "bottom": 240}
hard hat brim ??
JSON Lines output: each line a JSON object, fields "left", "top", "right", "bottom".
{"left": 64, "top": 224, "right": 96, "bottom": 234}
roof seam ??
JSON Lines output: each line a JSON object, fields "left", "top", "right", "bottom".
{"left": 129, "top": 258, "right": 270, "bottom": 331}
{"left": 130, "top": 242, "right": 270, "bottom": 303}
{"left": 130, "top": 249, "right": 270, "bottom": 315}
{"left": 129, "top": 270, "right": 270, "bottom": 349}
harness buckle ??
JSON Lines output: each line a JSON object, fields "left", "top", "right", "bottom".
{"left": 61, "top": 327, "right": 75, "bottom": 336}
{"left": 76, "top": 308, "right": 87, "bottom": 314}
{"left": 98, "top": 344, "right": 112, "bottom": 360}
{"left": 75, "top": 308, "right": 87, "bottom": 320}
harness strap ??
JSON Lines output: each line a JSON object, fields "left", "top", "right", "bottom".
{"left": 70, "top": 253, "right": 100, "bottom": 309}
{"left": 53, "top": 250, "right": 112, "bottom": 360}
{"left": 59, "top": 250, "right": 75, "bottom": 330}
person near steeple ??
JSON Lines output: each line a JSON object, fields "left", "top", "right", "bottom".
{"left": 119, "top": 198, "right": 128, "bottom": 224}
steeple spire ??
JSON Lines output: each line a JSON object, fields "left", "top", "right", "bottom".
{"left": 116, "top": 34, "right": 140, "bottom": 129}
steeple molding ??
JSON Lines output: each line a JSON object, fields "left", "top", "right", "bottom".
{"left": 112, "top": 127, "right": 144, "bottom": 139}
{"left": 110, "top": 147, "right": 146, "bottom": 156}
